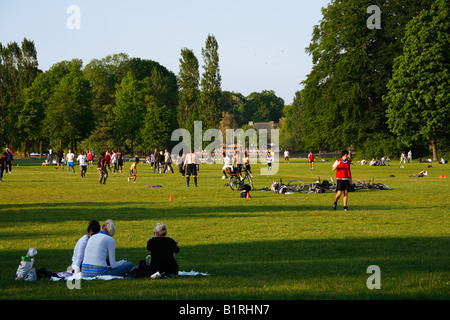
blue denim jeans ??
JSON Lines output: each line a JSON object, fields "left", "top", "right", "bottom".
{"left": 103, "top": 261, "right": 134, "bottom": 276}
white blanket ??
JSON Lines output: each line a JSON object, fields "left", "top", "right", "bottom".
{"left": 50, "top": 269, "right": 209, "bottom": 281}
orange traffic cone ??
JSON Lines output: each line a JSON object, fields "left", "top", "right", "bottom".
{"left": 170, "top": 195, "right": 174, "bottom": 201}
{"left": 246, "top": 192, "right": 251, "bottom": 199}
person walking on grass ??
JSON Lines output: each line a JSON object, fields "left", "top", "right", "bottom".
{"left": 55, "top": 149, "right": 64, "bottom": 169}
{"left": 309, "top": 151, "right": 315, "bottom": 170}
{"left": 97, "top": 152, "right": 108, "bottom": 185}
{"left": 332, "top": 150, "right": 352, "bottom": 211}
{"left": 164, "top": 149, "right": 174, "bottom": 173}
{"left": 104, "top": 150, "right": 112, "bottom": 172}
{"left": 266, "top": 150, "right": 273, "bottom": 171}
{"left": 111, "top": 149, "right": 117, "bottom": 173}
{"left": 66, "top": 149, "right": 75, "bottom": 173}
{"left": 87, "top": 150, "right": 94, "bottom": 168}
{"left": 116, "top": 149, "right": 123, "bottom": 173}
{"left": 0, "top": 152, "right": 6, "bottom": 182}
{"left": 77, "top": 150, "right": 88, "bottom": 178}
{"left": 183, "top": 148, "right": 199, "bottom": 187}
{"left": 5, "top": 148, "right": 14, "bottom": 173}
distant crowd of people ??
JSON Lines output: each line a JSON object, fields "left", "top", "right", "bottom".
{"left": 0, "top": 148, "right": 14, "bottom": 182}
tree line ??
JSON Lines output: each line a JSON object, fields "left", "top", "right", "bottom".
{"left": 0, "top": 34, "right": 284, "bottom": 156}
{"left": 1, "top": 1, "right": 448, "bottom": 160}
{"left": 288, "top": 0, "right": 448, "bottom": 160}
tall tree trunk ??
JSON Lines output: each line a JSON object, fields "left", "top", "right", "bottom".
{"left": 430, "top": 137, "right": 438, "bottom": 161}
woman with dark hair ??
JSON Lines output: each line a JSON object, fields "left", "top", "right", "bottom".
{"left": 81, "top": 219, "right": 134, "bottom": 277}
{"left": 71, "top": 220, "right": 101, "bottom": 273}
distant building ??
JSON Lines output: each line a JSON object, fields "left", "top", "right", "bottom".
{"left": 248, "top": 121, "right": 277, "bottom": 131}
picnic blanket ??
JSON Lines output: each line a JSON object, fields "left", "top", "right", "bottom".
{"left": 49, "top": 269, "right": 210, "bottom": 281}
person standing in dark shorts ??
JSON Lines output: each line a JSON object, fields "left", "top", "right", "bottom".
{"left": 116, "top": 149, "right": 123, "bottom": 173}
{"left": 183, "top": 148, "right": 199, "bottom": 187}
{"left": 97, "top": 152, "right": 108, "bottom": 184}
{"left": 55, "top": 149, "right": 64, "bottom": 169}
{"left": 5, "top": 148, "right": 13, "bottom": 173}
{"left": 332, "top": 150, "right": 352, "bottom": 211}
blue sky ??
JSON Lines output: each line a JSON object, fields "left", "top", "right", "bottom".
{"left": 0, "top": 0, "right": 330, "bottom": 104}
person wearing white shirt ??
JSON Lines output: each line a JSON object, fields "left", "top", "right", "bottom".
{"left": 76, "top": 151, "right": 88, "bottom": 178}
{"left": 66, "top": 149, "right": 75, "bottom": 173}
{"left": 222, "top": 152, "right": 233, "bottom": 178}
{"left": 71, "top": 220, "right": 101, "bottom": 273}
{"left": 284, "top": 150, "right": 290, "bottom": 163}
{"left": 267, "top": 151, "right": 274, "bottom": 171}
{"left": 81, "top": 219, "right": 134, "bottom": 277}
{"left": 183, "top": 148, "right": 199, "bottom": 187}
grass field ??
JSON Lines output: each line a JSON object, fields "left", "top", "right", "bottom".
{"left": 0, "top": 157, "right": 449, "bottom": 300}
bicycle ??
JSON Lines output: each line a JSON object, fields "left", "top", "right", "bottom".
{"left": 273, "top": 178, "right": 305, "bottom": 193}
{"left": 367, "top": 178, "right": 392, "bottom": 190}
{"left": 228, "top": 167, "right": 254, "bottom": 191}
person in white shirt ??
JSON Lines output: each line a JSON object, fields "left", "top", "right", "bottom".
{"left": 183, "top": 148, "right": 199, "bottom": 187}
{"left": 111, "top": 150, "right": 117, "bottom": 173}
{"left": 267, "top": 151, "right": 274, "bottom": 171}
{"left": 76, "top": 151, "right": 88, "bottom": 178}
{"left": 66, "top": 149, "right": 75, "bottom": 173}
{"left": 222, "top": 152, "right": 233, "bottom": 178}
{"left": 81, "top": 219, "right": 134, "bottom": 277}
{"left": 284, "top": 150, "right": 290, "bottom": 163}
{"left": 71, "top": 220, "right": 101, "bottom": 273}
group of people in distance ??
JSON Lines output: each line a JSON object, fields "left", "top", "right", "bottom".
{"left": 145, "top": 148, "right": 175, "bottom": 174}
{"left": 221, "top": 150, "right": 253, "bottom": 180}
{"left": 0, "top": 148, "right": 14, "bottom": 182}
{"left": 72, "top": 220, "right": 179, "bottom": 278}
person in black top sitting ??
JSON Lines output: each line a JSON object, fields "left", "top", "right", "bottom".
{"left": 146, "top": 223, "right": 179, "bottom": 277}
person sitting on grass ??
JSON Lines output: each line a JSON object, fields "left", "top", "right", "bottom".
{"left": 71, "top": 220, "right": 101, "bottom": 273}
{"left": 81, "top": 219, "right": 134, "bottom": 277}
{"left": 146, "top": 223, "right": 179, "bottom": 278}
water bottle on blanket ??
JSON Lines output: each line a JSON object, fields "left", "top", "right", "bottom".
{"left": 15, "top": 248, "right": 37, "bottom": 280}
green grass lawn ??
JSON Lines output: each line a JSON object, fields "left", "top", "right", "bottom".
{"left": 0, "top": 157, "right": 449, "bottom": 300}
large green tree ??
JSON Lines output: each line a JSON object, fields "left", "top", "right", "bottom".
{"left": 113, "top": 71, "right": 146, "bottom": 154}
{"left": 43, "top": 60, "right": 94, "bottom": 150}
{"left": 0, "top": 38, "right": 39, "bottom": 149}
{"left": 177, "top": 48, "right": 201, "bottom": 133}
{"left": 200, "top": 34, "right": 222, "bottom": 129}
{"left": 238, "top": 90, "right": 284, "bottom": 126}
{"left": 280, "top": 91, "right": 303, "bottom": 152}
{"left": 301, "top": 0, "right": 433, "bottom": 156}
{"left": 385, "top": 0, "right": 449, "bottom": 160}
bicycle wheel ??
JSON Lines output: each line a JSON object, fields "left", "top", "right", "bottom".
{"left": 376, "top": 183, "right": 392, "bottom": 190}
{"left": 244, "top": 174, "right": 254, "bottom": 190}
{"left": 287, "top": 179, "right": 304, "bottom": 192}
{"left": 228, "top": 174, "right": 240, "bottom": 190}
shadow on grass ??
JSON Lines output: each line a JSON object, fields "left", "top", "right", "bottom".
{"left": 0, "top": 199, "right": 419, "bottom": 224}
{"left": 1, "top": 237, "right": 448, "bottom": 299}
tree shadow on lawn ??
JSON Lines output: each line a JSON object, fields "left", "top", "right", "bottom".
{"left": 0, "top": 199, "right": 338, "bottom": 223}
{"left": 1, "top": 237, "right": 448, "bottom": 299}
{"left": 0, "top": 200, "right": 408, "bottom": 224}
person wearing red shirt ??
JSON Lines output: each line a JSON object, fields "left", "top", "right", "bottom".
{"left": 308, "top": 151, "right": 315, "bottom": 170}
{"left": 332, "top": 150, "right": 352, "bottom": 211}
